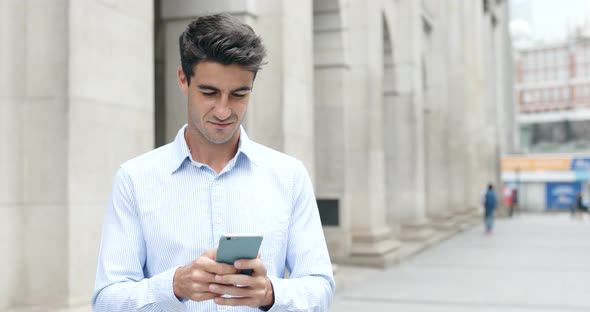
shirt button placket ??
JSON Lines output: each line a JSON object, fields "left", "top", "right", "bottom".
{"left": 212, "top": 178, "right": 224, "bottom": 238}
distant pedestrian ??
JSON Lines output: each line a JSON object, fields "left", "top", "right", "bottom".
{"left": 575, "top": 192, "right": 588, "bottom": 218}
{"left": 483, "top": 184, "right": 498, "bottom": 235}
{"left": 509, "top": 188, "right": 518, "bottom": 217}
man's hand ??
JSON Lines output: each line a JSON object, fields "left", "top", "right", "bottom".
{"left": 173, "top": 248, "right": 239, "bottom": 302}
{"left": 208, "top": 257, "right": 274, "bottom": 308}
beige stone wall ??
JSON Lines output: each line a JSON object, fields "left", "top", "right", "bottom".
{"left": 0, "top": 0, "right": 154, "bottom": 309}
{"left": 0, "top": 0, "right": 69, "bottom": 308}
{"left": 67, "top": 1, "right": 155, "bottom": 305}
{"left": 0, "top": 0, "right": 25, "bottom": 309}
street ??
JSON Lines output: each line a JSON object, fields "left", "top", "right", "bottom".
{"left": 332, "top": 213, "right": 590, "bottom": 312}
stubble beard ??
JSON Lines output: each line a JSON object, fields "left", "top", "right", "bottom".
{"left": 196, "top": 119, "right": 239, "bottom": 145}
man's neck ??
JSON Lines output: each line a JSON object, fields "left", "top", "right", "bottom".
{"left": 184, "top": 127, "right": 240, "bottom": 174}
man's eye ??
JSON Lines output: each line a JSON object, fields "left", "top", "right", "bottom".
{"left": 202, "top": 92, "right": 216, "bottom": 96}
{"left": 233, "top": 93, "right": 247, "bottom": 98}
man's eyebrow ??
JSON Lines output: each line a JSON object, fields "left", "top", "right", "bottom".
{"left": 196, "top": 85, "right": 252, "bottom": 93}
{"left": 197, "top": 85, "right": 220, "bottom": 92}
{"left": 231, "top": 86, "right": 252, "bottom": 93}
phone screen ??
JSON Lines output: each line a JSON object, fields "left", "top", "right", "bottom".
{"left": 215, "top": 234, "right": 263, "bottom": 275}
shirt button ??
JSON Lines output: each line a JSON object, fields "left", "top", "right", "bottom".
{"left": 216, "top": 217, "right": 222, "bottom": 225}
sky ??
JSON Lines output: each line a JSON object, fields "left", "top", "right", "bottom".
{"left": 510, "top": 0, "right": 590, "bottom": 47}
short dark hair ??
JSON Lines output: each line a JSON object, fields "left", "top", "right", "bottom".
{"left": 178, "top": 13, "right": 267, "bottom": 85}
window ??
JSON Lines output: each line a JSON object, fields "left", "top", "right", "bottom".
{"left": 523, "top": 91, "right": 531, "bottom": 104}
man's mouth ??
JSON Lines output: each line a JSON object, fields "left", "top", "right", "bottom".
{"left": 210, "top": 121, "right": 234, "bottom": 128}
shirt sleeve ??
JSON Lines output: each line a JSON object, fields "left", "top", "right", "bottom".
{"left": 92, "top": 167, "right": 187, "bottom": 312}
{"left": 265, "top": 161, "right": 335, "bottom": 312}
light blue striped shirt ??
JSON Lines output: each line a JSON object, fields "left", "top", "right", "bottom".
{"left": 92, "top": 125, "right": 335, "bottom": 311}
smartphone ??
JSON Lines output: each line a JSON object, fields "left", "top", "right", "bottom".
{"left": 215, "top": 234, "right": 263, "bottom": 275}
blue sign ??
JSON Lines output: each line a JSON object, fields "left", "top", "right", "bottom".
{"left": 546, "top": 182, "right": 582, "bottom": 210}
{"left": 570, "top": 158, "right": 590, "bottom": 171}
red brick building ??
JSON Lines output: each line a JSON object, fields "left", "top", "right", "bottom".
{"left": 516, "top": 38, "right": 590, "bottom": 113}
{"left": 515, "top": 37, "right": 590, "bottom": 153}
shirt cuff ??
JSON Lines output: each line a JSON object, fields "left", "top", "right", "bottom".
{"left": 263, "top": 276, "right": 286, "bottom": 312}
{"left": 149, "top": 266, "right": 188, "bottom": 311}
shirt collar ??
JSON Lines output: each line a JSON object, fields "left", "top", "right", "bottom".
{"left": 170, "top": 124, "right": 258, "bottom": 174}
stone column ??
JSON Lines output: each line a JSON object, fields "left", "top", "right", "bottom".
{"left": 482, "top": 3, "right": 502, "bottom": 199}
{"left": 422, "top": 0, "right": 455, "bottom": 231}
{"left": 18, "top": 0, "right": 69, "bottom": 307}
{"left": 464, "top": 0, "right": 490, "bottom": 216}
{"left": 493, "top": 1, "right": 516, "bottom": 214}
{"left": 0, "top": 1, "right": 155, "bottom": 309}
{"left": 67, "top": 1, "right": 155, "bottom": 305}
{"left": 251, "top": 0, "right": 315, "bottom": 180}
{"left": 496, "top": 2, "right": 517, "bottom": 155}
{"left": 0, "top": 0, "right": 25, "bottom": 309}
{"left": 342, "top": 0, "right": 400, "bottom": 267}
{"left": 386, "top": 0, "right": 434, "bottom": 241}
{"left": 446, "top": 0, "right": 472, "bottom": 224}
{"left": 313, "top": 0, "right": 353, "bottom": 261}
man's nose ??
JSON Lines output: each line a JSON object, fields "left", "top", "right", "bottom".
{"left": 213, "top": 94, "right": 232, "bottom": 120}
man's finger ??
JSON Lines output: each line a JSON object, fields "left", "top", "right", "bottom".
{"left": 189, "top": 291, "right": 220, "bottom": 302}
{"left": 214, "top": 296, "right": 258, "bottom": 307}
{"left": 234, "top": 258, "right": 266, "bottom": 277}
{"left": 202, "top": 248, "right": 217, "bottom": 260}
{"left": 208, "top": 283, "right": 253, "bottom": 297}
{"left": 199, "top": 257, "right": 239, "bottom": 275}
{"left": 214, "top": 273, "right": 253, "bottom": 286}
{"left": 189, "top": 269, "right": 217, "bottom": 284}
{"left": 190, "top": 281, "right": 212, "bottom": 293}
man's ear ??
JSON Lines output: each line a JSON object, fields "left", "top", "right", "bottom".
{"left": 177, "top": 65, "right": 189, "bottom": 96}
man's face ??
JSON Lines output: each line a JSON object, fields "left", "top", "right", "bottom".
{"left": 178, "top": 61, "right": 254, "bottom": 145}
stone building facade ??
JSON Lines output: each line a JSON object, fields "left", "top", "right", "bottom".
{"left": 0, "top": 0, "right": 514, "bottom": 310}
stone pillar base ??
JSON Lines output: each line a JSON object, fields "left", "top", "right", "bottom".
{"left": 467, "top": 204, "right": 483, "bottom": 216}
{"left": 451, "top": 209, "right": 471, "bottom": 224}
{"left": 400, "top": 220, "right": 434, "bottom": 241}
{"left": 465, "top": 206, "right": 483, "bottom": 224}
{"left": 429, "top": 214, "right": 457, "bottom": 231}
{"left": 339, "top": 249, "right": 402, "bottom": 268}
{"left": 450, "top": 207, "right": 482, "bottom": 231}
{"left": 337, "top": 227, "right": 402, "bottom": 268}
{"left": 495, "top": 204, "right": 510, "bottom": 218}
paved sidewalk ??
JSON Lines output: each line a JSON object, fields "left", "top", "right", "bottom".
{"left": 331, "top": 213, "right": 590, "bottom": 312}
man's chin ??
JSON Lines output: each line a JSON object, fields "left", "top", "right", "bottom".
{"left": 209, "top": 137, "right": 233, "bottom": 144}
{"left": 206, "top": 130, "right": 237, "bottom": 145}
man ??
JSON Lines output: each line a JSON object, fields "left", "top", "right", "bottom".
{"left": 509, "top": 188, "right": 518, "bottom": 217}
{"left": 575, "top": 191, "right": 588, "bottom": 218}
{"left": 93, "top": 13, "right": 334, "bottom": 311}
{"left": 483, "top": 184, "right": 497, "bottom": 235}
